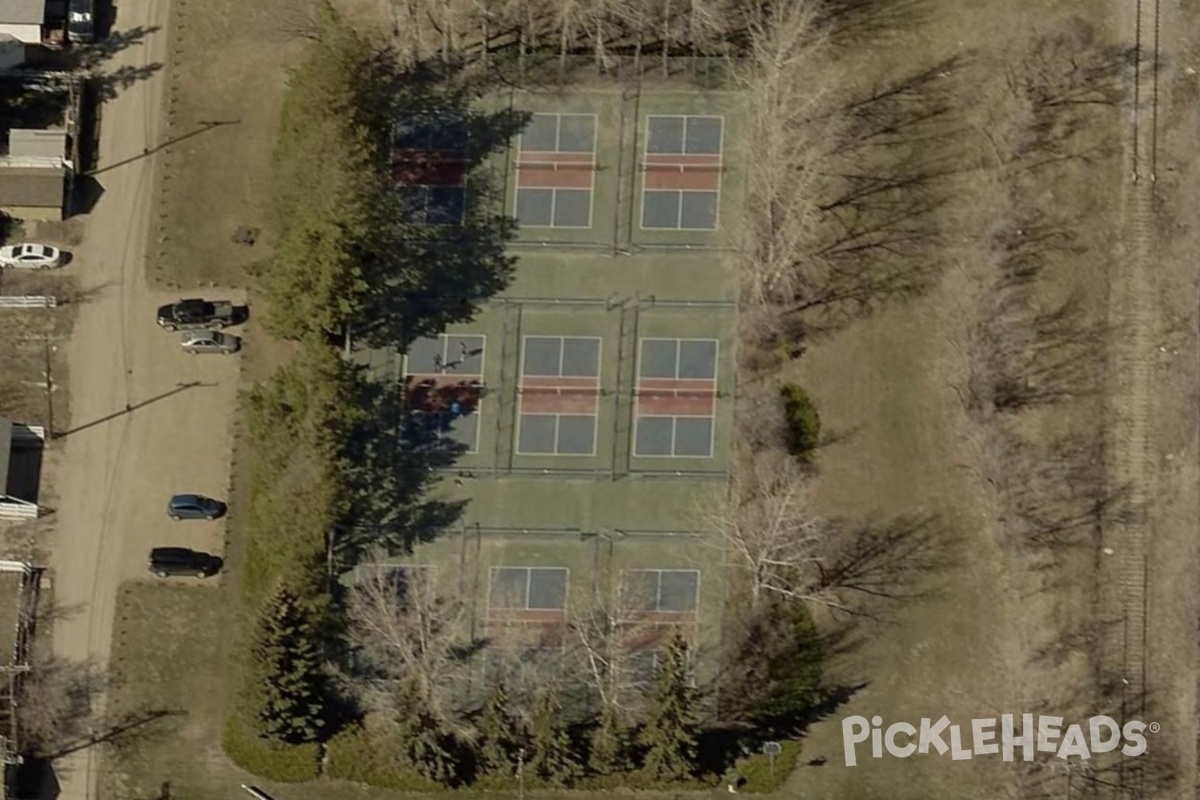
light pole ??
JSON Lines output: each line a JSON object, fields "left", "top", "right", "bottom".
{"left": 325, "top": 528, "right": 337, "bottom": 594}
{"left": 517, "top": 746, "right": 525, "bottom": 800}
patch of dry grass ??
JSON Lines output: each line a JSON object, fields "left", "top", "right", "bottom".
{"left": 103, "top": 581, "right": 242, "bottom": 799}
{"left": 0, "top": 306, "right": 73, "bottom": 429}
{"left": 149, "top": 0, "right": 315, "bottom": 288}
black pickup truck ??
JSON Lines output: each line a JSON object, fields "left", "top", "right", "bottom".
{"left": 156, "top": 298, "right": 235, "bottom": 331}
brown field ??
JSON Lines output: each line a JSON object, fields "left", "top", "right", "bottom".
{"left": 774, "top": 2, "right": 1199, "bottom": 799}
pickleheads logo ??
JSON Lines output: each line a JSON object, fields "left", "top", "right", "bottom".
{"left": 841, "top": 715, "right": 1159, "bottom": 766}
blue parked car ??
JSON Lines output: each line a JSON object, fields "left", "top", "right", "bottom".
{"left": 167, "top": 494, "right": 226, "bottom": 520}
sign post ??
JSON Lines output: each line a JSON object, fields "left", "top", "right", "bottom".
{"left": 763, "top": 741, "right": 782, "bottom": 777}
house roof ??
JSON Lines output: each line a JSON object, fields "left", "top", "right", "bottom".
{"left": 10, "top": 128, "right": 66, "bottom": 159}
{"left": 0, "top": 417, "right": 11, "bottom": 494}
{"left": 0, "top": 0, "right": 43, "bottom": 25}
{"left": 0, "top": 166, "right": 63, "bottom": 208}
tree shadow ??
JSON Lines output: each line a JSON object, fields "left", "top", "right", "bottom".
{"left": 989, "top": 207, "right": 1086, "bottom": 292}
{"left": 983, "top": 294, "right": 1109, "bottom": 413}
{"left": 990, "top": 430, "right": 1135, "bottom": 569}
{"left": 352, "top": 61, "right": 528, "bottom": 350}
{"left": 89, "top": 62, "right": 164, "bottom": 102}
{"left": 66, "top": 26, "right": 160, "bottom": 72}
{"left": 335, "top": 378, "right": 469, "bottom": 570}
{"left": 817, "top": 422, "right": 864, "bottom": 449}
{"left": 785, "top": 57, "right": 968, "bottom": 332}
{"left": 1030, "top": 615, "right": 1121, "bottom": 671}
{"left": 815, "top": 0, "right": 930, "bottom": 46}
{"left": 698, "top": 681, "right": 868, "bottom": 775}
{"left": 0, "top": 78, "right": 69, "bottom": 134}
{"left": 15, "top": 653, "right": 105, "bottom": 758}
{"left": 1007, "top": 680, "right": 1177, "bottom": 798}
{"left": 815, "top": 512, "right": 958, "bottom": 615}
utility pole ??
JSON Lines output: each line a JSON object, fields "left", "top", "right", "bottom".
{"left": 43, "top": 339, "right": 54, "bottom": 438}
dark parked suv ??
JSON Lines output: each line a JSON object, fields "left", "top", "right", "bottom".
{"left": 67, "top": 0, "right": 95, "bottom": 43}
{"left": 148, "top": 547, "right": 221, "bottom": 578}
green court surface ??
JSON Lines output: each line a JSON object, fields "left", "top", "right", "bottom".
{"left": 393, "top": 303, "right": 736, "bottom": 476}
{"left": 364, "top": 75, "right": 746, "bottom": 670}
{"left": 490, "top": 86, "right": 747, "bottom": 253}
{"left": 505, "top": 248, "right": 736, "bottom": 303}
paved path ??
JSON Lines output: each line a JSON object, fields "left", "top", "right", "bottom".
{"left": 47, "top": 1, "right": 242, "bottom": 797}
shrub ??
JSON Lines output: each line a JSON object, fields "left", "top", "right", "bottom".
{"left": 780, "top": 383, "right": 821, "bottom": 463}
{"left": 734, "top": 739, "right": 803, "bottom": 792}
{"left": 324, "top": 725, "right": 443, "bottom": 791}
{"left": 221, "top": 713, "right": 320, "bottom": 782}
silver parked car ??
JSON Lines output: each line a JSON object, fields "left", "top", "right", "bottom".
{"left": 180, "top": 330, "right": 241, "bottom": 355}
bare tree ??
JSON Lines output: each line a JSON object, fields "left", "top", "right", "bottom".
{"left": 699, "top": 452, "right": 840, "bottom": 611}
{"left": 14, "top": 652, "right": 102, "bottom": 757}
{"left": 703, "top": 450, "right": 951, "bottom": 619}
{"left": 734, "top": 1, "right": 838, "bottom": 337}
{"left": 568, "top": 581, "right": 662, "bottom": 717}
{"left": 345, "top": 566, "right": 471, "bottom": 729}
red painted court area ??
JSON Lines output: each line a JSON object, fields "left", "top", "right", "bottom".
{"left": 636, "top": 378, "right": 717, "bottom": 416}
{"left": 620, "top": 619, "right": 697, "bottom": 649}
{"left": 516, "top": 151, "right": 595, "bottom": 189}
{"left": 642, "top": 153, "right": 721, "bottom": 191}
{"left": 404, "top": 375, "right": 484, "bottom": 414}
{"left": 487, "top": 607, "right": 566, "bottom": 623}
{"left": 519, "top": 376, "right": 600, "bottom": 413}
{"left": 486, "top": 607, "right": 567, "bottom": 648}
{"left": 392, "top": 150, "right": 467, "bottom": 186}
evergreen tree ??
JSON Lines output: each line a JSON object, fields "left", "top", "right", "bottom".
{"left": 251, "top": 581, "right": 327, "bottom": 743}
{"left": 737, "top": 596, "right": 823, "bottom": 728}
{"left": 477, "top": 678, "right": 523, "bottom": 776}
{"left": 526, "top": 684, "right": 581, "bottom": 786}
{"left": 588, "top": 701, "right": 634, "bottom": 776}
{"left": 637, "top": 633, "right": 701, "bottom": 782}
{"left": 392, "top": 674, "right": 457, "bottom": 783}
{"left": 264, "top": 2, "right": 392, "bottom": 340}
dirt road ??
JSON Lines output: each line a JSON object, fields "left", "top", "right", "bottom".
{"left": 47, "top": 1, "right": 243, "bottom": 797}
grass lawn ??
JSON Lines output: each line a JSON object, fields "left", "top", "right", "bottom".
{"left": 103, "top": 581, "right": 246, "bottom": 799}
{"left": 147, "top": 0, "right": 308, "bottom": 288}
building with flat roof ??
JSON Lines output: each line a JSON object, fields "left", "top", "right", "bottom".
{"left": 0, "top": 165, "right": 64, "bottom": 220}
{"left": 0, "top": 0, "right": 44, "bottom": 45}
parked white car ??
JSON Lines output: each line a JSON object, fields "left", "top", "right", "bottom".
{"left": 180, "top": 330, "right": 241, "bottom": 355}
{"left": 0, "top": 243, "right": 65, "bottom": 269}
